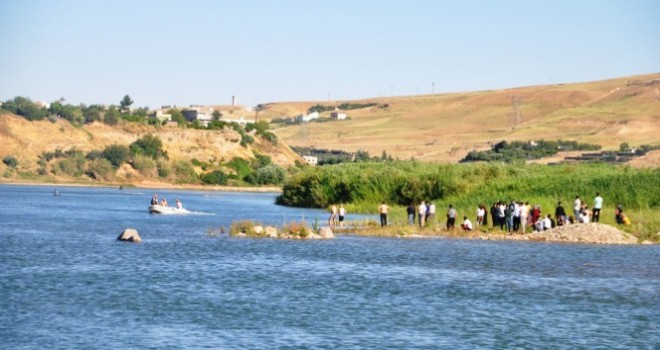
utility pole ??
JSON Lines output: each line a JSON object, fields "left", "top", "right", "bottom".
{"left": 432, "top": 82, "right": 435, "bottom": 94}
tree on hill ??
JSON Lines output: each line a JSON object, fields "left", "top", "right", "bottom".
{"left": 102, "top": 144, "right": 130, "bottom": 167}
{"left": 119, "top": 95, "right": 134, "bottom": 113}
{"left": 103, "top": 106, "right": 120, "bottom": 125}
{"left": 130, "top": 134, "right": 167, "bottom": 159}
{"left": 1, "top": 96, "right": 48, "bottom": 121}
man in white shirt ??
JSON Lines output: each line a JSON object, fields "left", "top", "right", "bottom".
{"left": 593, "top": 192, "right": 603, "bottom": 222}
{"left": 461, "top": 216, "right": 473, "bottom": 231}
{"left": 418, "top": 201, "right": 426, "bottom": 227}
{"left": 573, "top": 196, "right": 582, "bottom": 220}
{"left": 428, "top": 202, "right": 436, "bottom": 226}
{"left": 543, "top": 215, "right": 553, "bottom": 230}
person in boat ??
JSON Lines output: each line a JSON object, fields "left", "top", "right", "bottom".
{"left": 160, "top": 198, "right": 168, "bottom": 206}
{"left": 176, "top": 199, "right": 183, "bottom": 209}
{"left": 151, "top": 194, "right": 159, "bottom": 205}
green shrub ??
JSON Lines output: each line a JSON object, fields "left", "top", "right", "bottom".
{"left": 55, "top": 157, "right": 85, "bottom": 177}
{"left": 2, "top": 155, "right": 18, "bottom": 168}
{"left": 172, "top": 161, "right": 198, "bottom": 184}
{"left": 130, "top": 134, "right": 167, "bottom": 159}
{"left": 131, "top": 154, "right": 157, "bottom": 176}
{"left": 229, "top": 220, "right": 260, "bottom": 236}
{"left": 227, "top": 157, "right": 252, "bottom": 179}
{"left": 201, "top": 170, "right": 228, "bottom": 185}
{"left": 86, "top": 158, "right": 114, "bottom": 180}
{"left": 102, "top": 144, "right": 130, "bottom": 167}
{"left": 253, "top": 164, "right": 286, "bottom": 185}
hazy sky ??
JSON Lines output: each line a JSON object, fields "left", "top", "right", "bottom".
{"left": 1, "top": 0, "right": 659, "bottom": 109}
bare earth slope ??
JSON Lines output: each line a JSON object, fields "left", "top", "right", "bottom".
{"left": 0, "top": 114, "right": 301, "bottom": 181}
{"left": 266, "top": 73, "right": 660, "bottom": 164}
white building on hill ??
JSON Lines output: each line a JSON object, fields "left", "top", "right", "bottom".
{"left": 302, "top": 111, "right": 319, "bottom": 122}
{"left": 302, "top": 155, "right": 318, "bottom": 166}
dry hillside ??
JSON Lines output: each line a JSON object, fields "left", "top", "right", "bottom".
{"left": 264, "top": 73, "right": 660, "bottom": 164}
{"left": 0, "top": 114, "right": 301, "bottom": 180}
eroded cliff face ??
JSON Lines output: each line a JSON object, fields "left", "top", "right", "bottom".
{"left": 0, "top": 113, "right": 301, "bottom": 179}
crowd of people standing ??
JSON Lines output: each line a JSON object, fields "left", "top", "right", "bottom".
{"left": 331, "top": 192, "right": 628, "bottom": 232}
{"left": 397, "top": 192, "right": 627, "bottom": 232}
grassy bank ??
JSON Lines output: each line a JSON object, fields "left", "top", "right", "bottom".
{"left": 277, "top": 162, "right": 660, "bottom": 241}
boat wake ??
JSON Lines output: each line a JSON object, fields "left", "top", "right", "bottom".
{"left": 157, "top": 210, "right": 215, "bottom": 216}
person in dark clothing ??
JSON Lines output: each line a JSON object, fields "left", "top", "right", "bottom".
{"left": 490, "top": 203, "right": 498, "bottom": 229}
{"left": 555, "top": 201, "right": 567, "bottom": 226}
{"left": 407, "top": 203, "right": 416, "bottom": 225}
{"left": 615, "top": 204, "right": 624, "bottom": 225}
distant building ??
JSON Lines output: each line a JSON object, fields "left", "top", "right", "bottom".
{"left": 154, "top": 110, "right": 171, "bottom": 122}
{"left": 36, "top": 101, "right": 51, "bottom": 109}
{"left": 223, "top": 117, "right": 254, "bottom": 125}
{"left": 331, "top": 108, "right": 347, "bottom": 120}
{"left": 182, "top": 109, "right": 198, "bottom": 122}
{"left": 302, "top": 111, "right": 319, "bottom": 122}
{"left": 303, "top": 155, "right": 318, "bottom": 166}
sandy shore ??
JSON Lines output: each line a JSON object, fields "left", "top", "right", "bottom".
{"left": 335, "top": 222, "right": 652, "bottom": 245}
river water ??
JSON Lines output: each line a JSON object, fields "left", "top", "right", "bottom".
{"left": 1, "top": 185, "right": 658, "bottom": 349}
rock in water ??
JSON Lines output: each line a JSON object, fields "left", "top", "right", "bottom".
{"left": 265, "top": 226, "right": 278, "bottom": 238}
{"left": 117, "top": 228, "right": 142, "bottom": 243}
{"left": 318, "top": 227, "right": 335, "bottom": 239}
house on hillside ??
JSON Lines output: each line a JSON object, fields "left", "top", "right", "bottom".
{"left": 181, "top": 106, "right": 216, "bottom": 126}
{"left": 302, "top": 111, "right": 319, "bottom": 122}
{"left": 331, "top": 108, "right": 347, "bottom": 120}
{"left": 302, "top": 155, "right": 318, "bottom": 166}
{"left": 154, "top": 110, "right": 172, "bottom": 122}
{"left": 223, "top": 117, "right": 254, "bottom": 125}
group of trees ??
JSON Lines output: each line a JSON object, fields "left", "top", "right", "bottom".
{"left": 200, "top": 154, "right": 286, "bottom": 186}
{"left": 291, "top": 147, "right": 394, "bottom": 165}
{"left": 0, "top": 95, "right": 147, "bottom": 126}
{"left": 461, "top": 140, "right": 602, "bottom": 163}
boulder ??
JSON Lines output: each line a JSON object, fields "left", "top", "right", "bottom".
{"left": 117, "top": 228, "right": 141, "bottom": 243}
{"left": 308, "top": 233, "right": 322, "bottom": 239}
{"left": 265, "top": 226, "right": 278, "bottom": 238}
{"left": 318, "top": 227, "right": 335, "bottom": 239}
{"left": 253, "top": 225, "right": 264, "bottom": 235}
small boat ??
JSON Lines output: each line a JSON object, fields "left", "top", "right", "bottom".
{"left": 148, "top": 205, "right": 188, "bottom": 214}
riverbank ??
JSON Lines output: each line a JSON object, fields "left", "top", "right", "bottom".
{"left": 0, "top": 178, "right": 282, "bottom": 193}
{"left": 335, "top": 222, "right": 653, "bottom": 245}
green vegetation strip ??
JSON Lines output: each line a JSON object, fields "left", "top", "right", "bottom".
{"left": 278, "top": 162, "right": 660, "bottom": 241}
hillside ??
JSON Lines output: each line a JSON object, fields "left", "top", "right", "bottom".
{"left": 263, "top": 73, "right": 660, "bottom": 164}
{"left": 0, "top": 114, "right": 301, "bottom": 185}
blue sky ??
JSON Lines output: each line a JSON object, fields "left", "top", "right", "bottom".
{"left": 1, "top": 0, "right": 658, "bottom": 109}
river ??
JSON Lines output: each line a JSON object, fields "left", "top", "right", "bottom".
{"left": 1, "top": 185, "right": 658, "bottom": 349}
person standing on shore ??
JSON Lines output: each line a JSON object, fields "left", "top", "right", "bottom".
{"left": 490, "top": 203, "right": 498, "bottom": 229}
{"left": 418, "top": 201, "right": 427, "bottom": 227}
{"left": 520, "top": 202, "right": 530, "bottom": 233}
{"left": 378, "top": 202, "right": 390, "bottom": 227}
{"left": 555, "top": 201, "right": 567, "bottom": 226}
{"left": 428, "top": 202, "right": 436, "bottom": 226}
{"left": 593, "top": 192, "right": 603, "bottom": 222}
{"left": 338, "top": 204, "right": 347, "bottom": 227}
{"left": 329, "top": 204, "right": 338, "bottom": 229}
{"left": 407, "top": 203, "right": 416, "bottom": 225}
{"left": 446, "top": 204, "right": 457, "bottom": 230}
{"left": 573, "top": 196, "right": 582, "bottom": 220}
{"left": 476, "top": 205, "right": 485, "bottom": 228}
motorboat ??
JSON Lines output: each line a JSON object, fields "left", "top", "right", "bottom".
{"left": 148, "top": 205, "right": 188, "bottom": 214}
